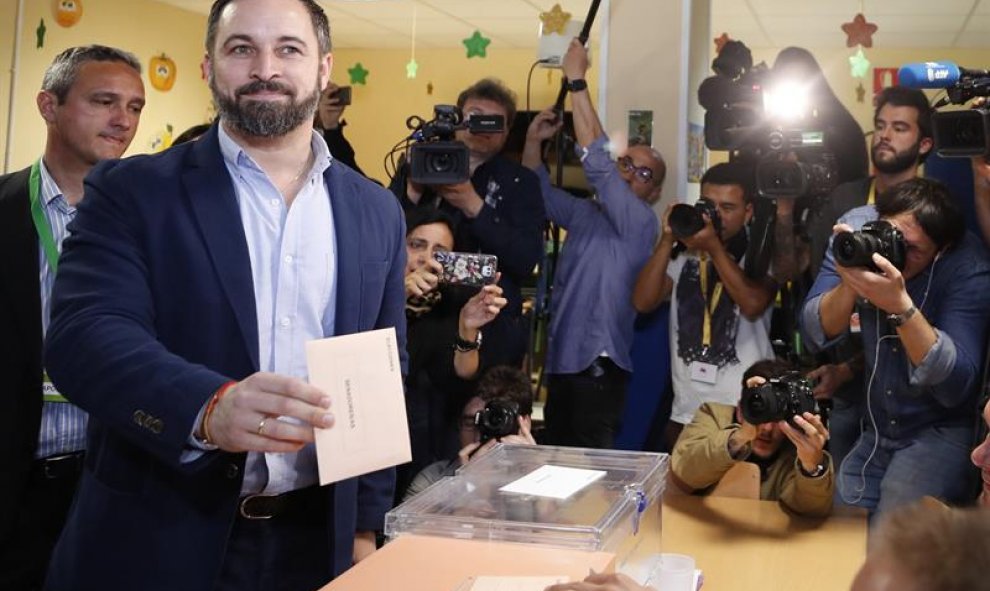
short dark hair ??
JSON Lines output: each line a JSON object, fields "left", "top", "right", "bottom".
{"left": 701, "top": 161, "right": 755, "bottom": 203}
{"left": 475, "top": 366, "right": 533, "bottom": 417}
{"left": 206, "top": 0, "right": 331, "bottom": 56}
{"left": 741, "top": 358, "right": 795, "bottom": 388}
{"left": 875, "top": 86, "right": 933, "bottom": 161}
{"left": 457, "top": 78, "right": 517, "bottom": 129}
{"left": 41, "top": 45, "right": 141, "bottom": 103}
{"left": 405, "top": 209, "right": 456, "bottom": 238}
{"left": 876, "top": 177, "right": 966, "bottom": 251}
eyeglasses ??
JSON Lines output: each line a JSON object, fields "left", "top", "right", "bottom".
{"left": 617, "top": 156, "right": 655, "bottom": 184}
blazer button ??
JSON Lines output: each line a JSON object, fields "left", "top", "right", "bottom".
{"left": 225, "top": 464, "right": 240, "bottom": 479}
{"left": 132, "top": 410, "right": 146, "bottom": 425}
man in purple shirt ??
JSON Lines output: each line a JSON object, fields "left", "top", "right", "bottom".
{"left": 521, "top": 39, "right": 663, "bottom": 448}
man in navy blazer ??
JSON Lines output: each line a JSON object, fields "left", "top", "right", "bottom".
{"left": 43, "top": 1, "right": 406, "bottom": 590}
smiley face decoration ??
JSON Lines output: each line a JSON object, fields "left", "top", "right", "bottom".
{"left": 52, "top": 0, "right": 83, "bottom": 28}
{"left": 149, "top": 54, "right": 177, "bottom": 92}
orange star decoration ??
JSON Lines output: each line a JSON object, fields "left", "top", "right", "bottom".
{"left": 841, "top": 13, "right": 878, "bottom": 48}
{"left": 540, "top": 3, "right": 572, "bottom": 35}
{"left": 714, "top": 32, "right": 731, "bottom": 54}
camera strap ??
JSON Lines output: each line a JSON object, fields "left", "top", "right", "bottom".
{"left": 699, "top": 253, "right": 724, "bottom": 350}
{"left": 866, "top": 179, "right": 876, "bottom": 205}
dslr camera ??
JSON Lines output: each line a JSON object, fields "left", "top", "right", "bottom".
{"left": 474, "top": 398, "right": 520, "bottom": 443}
{"left": 832, "top": 220, "right": 907, "bottom": 272}
{"left": 406, "top": 105, "right": 504, "bottom": 185}
{"left": 669, "top": 197, "right": 722, "bottom": 240}
{"left": 740, "top": 372, "right": 818, "bottom": 426}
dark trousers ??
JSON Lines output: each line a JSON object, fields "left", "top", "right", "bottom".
{"left": 215, "top": 486, "right": 333, "bottom": 591}
{"left": 0, "top": 453, "right": 83, "bottom": 591}
{"left": 544, "top": 357, "right": 629, "bottom": 449}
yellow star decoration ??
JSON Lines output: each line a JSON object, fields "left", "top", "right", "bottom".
{"left": 540, "top": 3, "right": 572, "bottom": 35}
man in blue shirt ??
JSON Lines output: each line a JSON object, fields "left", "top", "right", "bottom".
{"left": 0, "top": 45, "right": 144, "bottom": 590}
{"left": 521, "top": 39, "right": 662, "bottom": 448}
{"left": 801, "top": 177, "right": 990, "bottom": 516}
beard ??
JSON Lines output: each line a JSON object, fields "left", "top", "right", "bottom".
{"left": 211, "top": 75, "right": 320, "bottom": 138}
{"left": 871, "top": 140, "right": 922, "bottom": 174}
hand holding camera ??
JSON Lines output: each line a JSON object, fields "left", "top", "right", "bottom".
{"left": 831, "top": 222, "right": 913, "bottom": 314}
{"left": 317, "top": 82, "right": 351, "bottom": 131}
{"left": 404, "top": 256, "right": 443, "bottom": 298}
{"left": 459, "top": 277, "right": 506, "bottom": 333}
{"left": 740, "top": 374, "right": 828, "bottom": 473}
{"left": 779, "top": 412, "right": 829, "bottom": 475}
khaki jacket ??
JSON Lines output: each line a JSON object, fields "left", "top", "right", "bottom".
{"left": 671, "top": 402, "right": 834, "bottom": 517}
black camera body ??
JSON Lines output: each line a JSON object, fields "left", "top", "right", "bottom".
{"left": 669, "top": 197, "right": 722, "bottom": 240}
{"left": 933, "top": 108, "right": 990, "bottom": 158}
{"left": 407, "top": 105, "right": 505, "bottom": 185}
{"left": 832, "top": 220, "right": 907, "bottom": 272}
{"left": 756, "top": 148, "right": 838, "bottom": 198}
{"left": 740, "top": 372, "right": 818, "bottom": 426}
{"left": 474, "top": 398, "right": 519, "bottom": 443}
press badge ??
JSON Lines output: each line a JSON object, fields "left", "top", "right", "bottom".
{"left": 849, "top": 312, "right": 861, "bottom": 334}
{"left": 42, "top": 370, "right": 68, "bottom": 403}
{"left": 689, "top": 361, "right": 718, "bottom": 385}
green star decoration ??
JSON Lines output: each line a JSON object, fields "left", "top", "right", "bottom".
{"left": 849, "top": 48, "right": 871, "bottom": 79}
{"left": 463, "top": 30, "right": 491, "bottom": 59}
{"left": 406, "top": 59, "right": 419, "bottom": 79}
{"left": 36, "top": 18, "right": 46, "bottom": 49}
{"left": 348, "top": 63, "right": 370, "bottom": 85}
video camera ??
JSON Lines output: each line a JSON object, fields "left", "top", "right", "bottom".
{"left": 740, "top": 372, "right": 818, "bottom": 426}
{"left": 698, "top": 40, "right": 839, "bottom": 199}
{"left": 898, "top": 61, "right": 990, "bottom": 158}
{"left": 474, "top": 398, "right": 520, "bottom": 443}
{"left": 405, "top": 105, "right": 504, "bottom": 185}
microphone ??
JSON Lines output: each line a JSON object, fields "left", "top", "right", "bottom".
{"left": 898, "top": 61, "right": 990, "bottom": 88}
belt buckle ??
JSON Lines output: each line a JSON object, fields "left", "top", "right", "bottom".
{"left": 41, "top": 452, "right": 82, "bottom": 480}
{"left": 239, "top": 494, "right": 277, "bottom": 520}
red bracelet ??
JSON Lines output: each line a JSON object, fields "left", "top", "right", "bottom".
{"left": 202, "top": 380, "right": 236, "bottom": 446}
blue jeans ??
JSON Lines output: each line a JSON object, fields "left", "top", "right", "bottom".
{"left": 836, "top": 423, "right": 976, "bottom": 517}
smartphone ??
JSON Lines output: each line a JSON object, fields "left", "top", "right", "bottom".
{"left": 331, "top": 85, "right": 352, "bottom": 106}
{"left": 433, "top": 251, "right": 498, "bottom": 288}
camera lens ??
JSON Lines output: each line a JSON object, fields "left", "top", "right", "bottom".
{"left": 427, "top": 152, "right": 456, "bottom": 173}
{"left": 669, "top": 203, "right": 705, "bottom": 238}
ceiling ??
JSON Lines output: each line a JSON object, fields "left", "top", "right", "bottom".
{"left": 154, "top": 0, "right": 990, "bottom": 49}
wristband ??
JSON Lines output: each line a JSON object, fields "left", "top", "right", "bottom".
{"left": 453, "top": 330, "right": 482, "bottom": 353}
{"left": 200, "top": 380, "right": 236, "bottom": 446}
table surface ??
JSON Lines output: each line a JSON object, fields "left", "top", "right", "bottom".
{"left": 659, "top": 495, "right": 868, "bottom": 591}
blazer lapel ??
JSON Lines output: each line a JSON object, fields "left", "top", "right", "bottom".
{"left": 327, "top": 164, "right": 360, "bottom": 336}
{"left": 182, "top": 128, "right": 260, "bottom": 370}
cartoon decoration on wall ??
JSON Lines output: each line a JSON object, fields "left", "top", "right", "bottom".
{"left": 842, "top": 7, "right": 877, "bottom": 80}
{"left": 539, "top": 4, "right": 572, "bottom": 35}
{"left": 348, "top": 63, "right": 369, "bottom": 85}
{"left": 53, "top": 0, "right": 83, "bottom": 28}
{"left": 463, "top": 30, "right": 491, "bottom": 59}
{"left": 36, "top": 19, "right": 47, "bottom": 49}
{"left": 150, "top": 124, "right": 174, "bottom": 153}
{"left": 149, "top": 54, "right": 177, "bottom": 92}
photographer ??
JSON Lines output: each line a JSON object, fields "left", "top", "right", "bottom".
{"left": 633, "top": 161, "right": 777, "bottom": 451}
{"left": 315, "top": 80, "right": 366, "bottom": 176}
{"left": 404, "top": 366, "right": 535, "bottom": 501}
{"left": 521, "top": 39, "right": 662, "bottom": 449}
{"left": 671, "top": 359, "right": 833, "bottom": 517}
{"left": 801, "top": 178, "right": 990, "bottom": 516}
{"left": 400, "top": 209, "right": 507, "bottom": 500}
{"left": 390, "top": 79, "right": 545, "bottom": 368}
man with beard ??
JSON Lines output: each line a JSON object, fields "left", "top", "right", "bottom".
{"left": 801, "top": 86, "right": 933, "bottom": 478}
{"left": 0, "top": 44, "right": 144, "bottom": 591}
{"left": 42, "top": 1, "right": 406, "bottom": 590}
{"left": 671, "top": 359, "right": 833, "bottom": 517}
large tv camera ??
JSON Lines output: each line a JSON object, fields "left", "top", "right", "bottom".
{"left": 698, "top": 41, "right": 839, "bottom": 199}
{"left": 898, "top": 61, "right": 990, "bottom": 158}
{"left": 404, "top": 105, "right": 504, "bottom": 185}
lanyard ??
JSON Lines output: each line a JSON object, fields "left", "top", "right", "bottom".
{"left": 699, "top": 254, "right": 723, "bottom": 349}
{"left": 29, "top": 159, "right": 61, "bottom": 273}
{"left": 866, "top": 178, "right": 876, "bottom": 205}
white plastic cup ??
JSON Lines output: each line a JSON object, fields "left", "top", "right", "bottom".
{"left": 650, "top": 553, "right": 696, "bottom": 591}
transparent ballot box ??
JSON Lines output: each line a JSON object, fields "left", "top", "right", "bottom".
{"left": 385, "top": 444, "right": 668, "bottom": 571}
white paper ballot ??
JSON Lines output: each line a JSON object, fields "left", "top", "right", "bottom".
{"left": 499, "top": 465, "right": 606, "bottom": 500}
{"left": 306, "top": 328, "right": 410, "bottom": 485}
{"left": 463, "top": 575, "right": 569, "bottom": 591}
